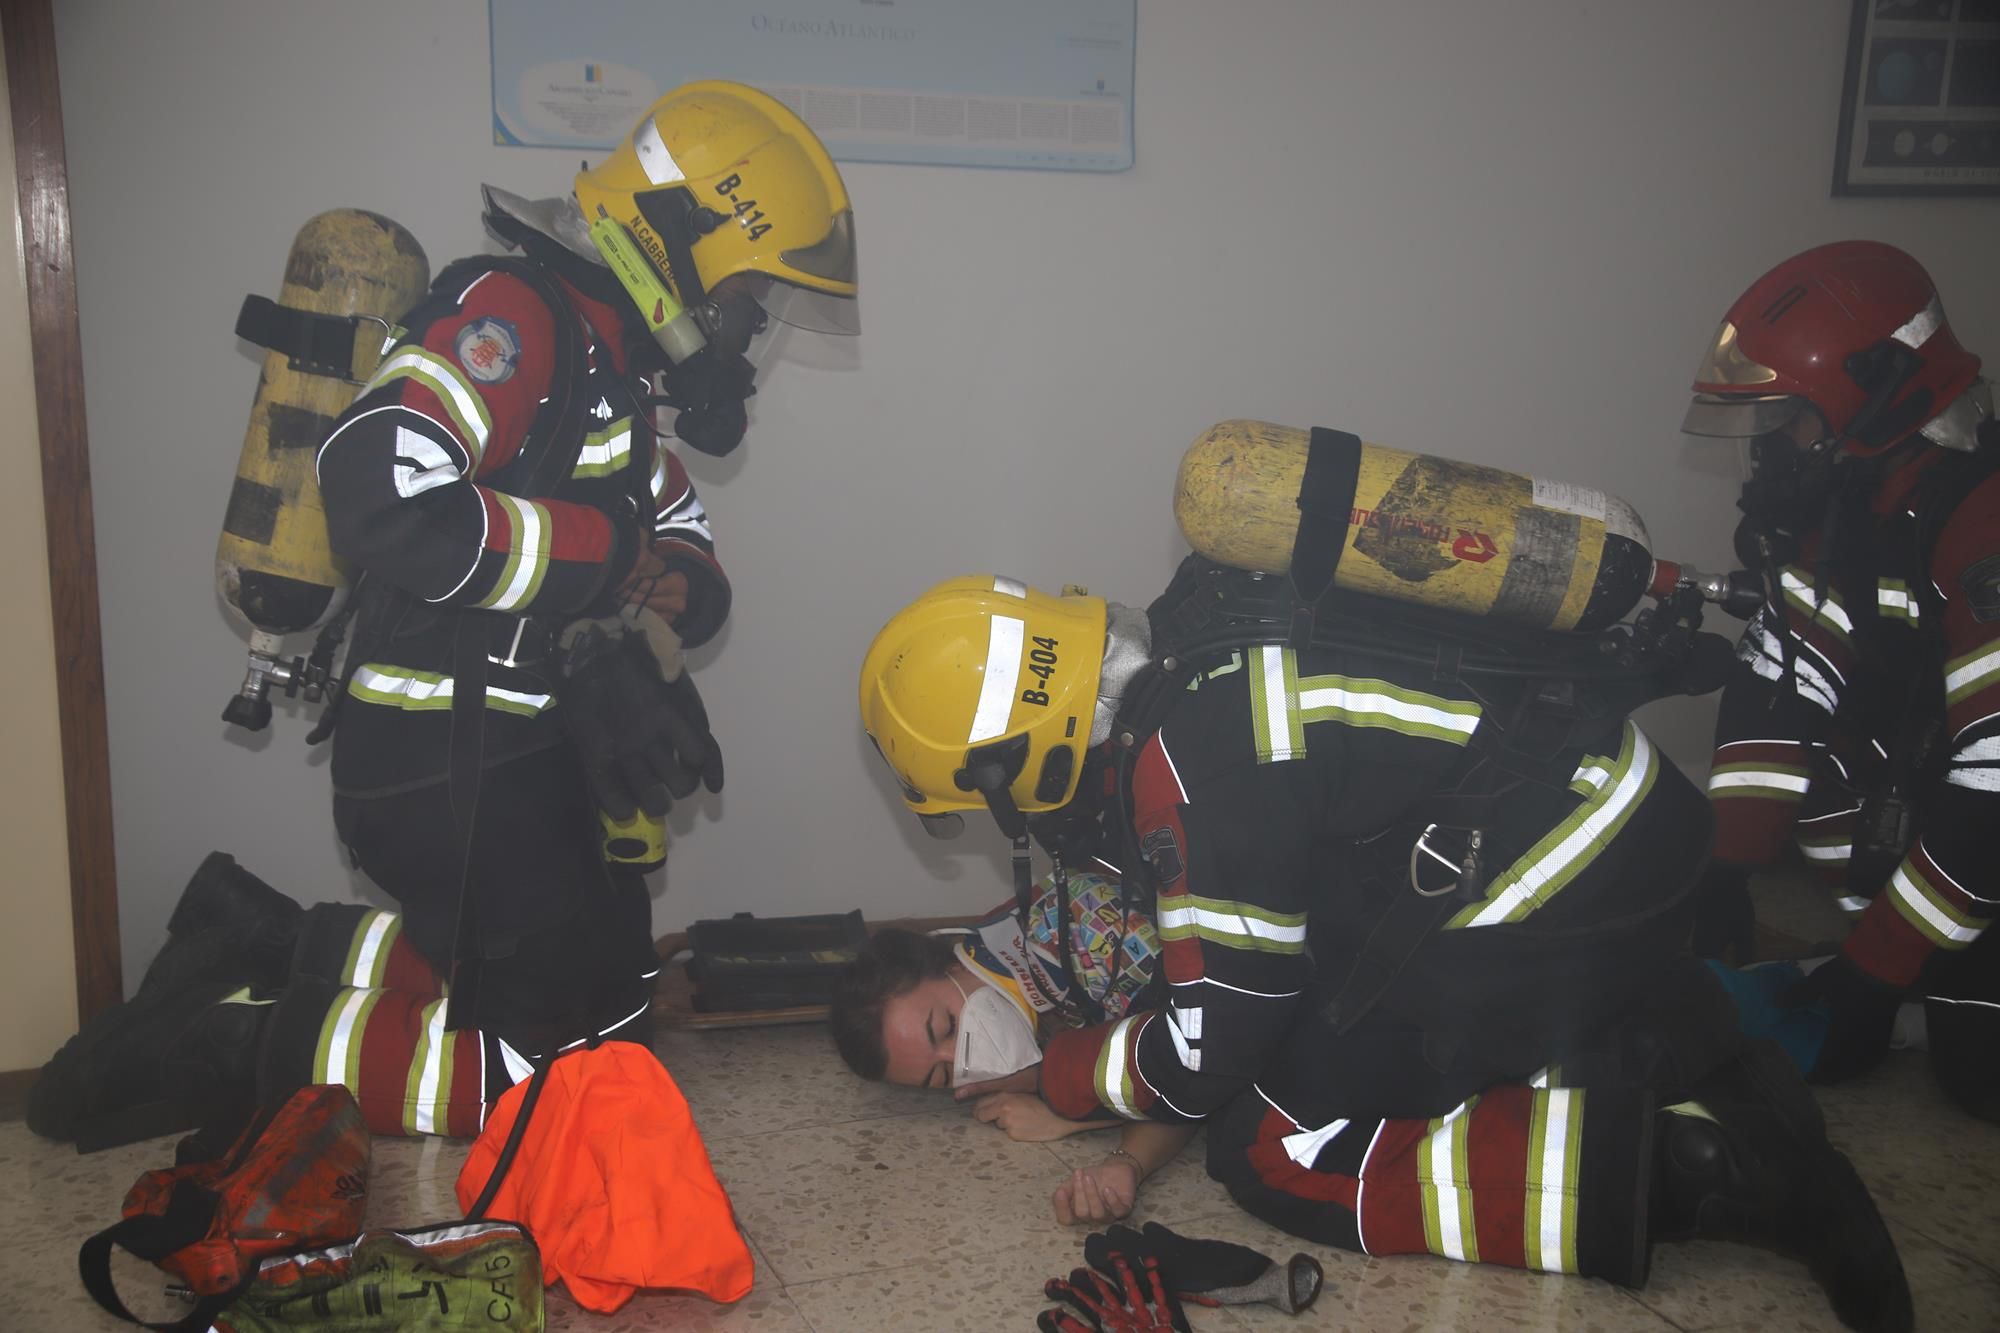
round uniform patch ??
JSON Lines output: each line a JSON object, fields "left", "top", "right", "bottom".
{"left": 454, "top": 316, "right": 521, "bottom": 384}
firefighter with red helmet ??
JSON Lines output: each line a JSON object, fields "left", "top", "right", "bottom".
{"left": 1684, "top": 241, "right": 1998, "bottom": 1118}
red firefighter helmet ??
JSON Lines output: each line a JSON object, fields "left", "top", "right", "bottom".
{"left": 1682, "top": 241, "right": 1982, "bottom": 454}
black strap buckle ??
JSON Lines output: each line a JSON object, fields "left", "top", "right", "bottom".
{"left": 235, "top": 294, "right": 389, "bottom": 383}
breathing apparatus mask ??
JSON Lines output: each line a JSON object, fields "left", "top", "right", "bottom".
{"left": 950, "top": 973, "right": 1043, "bottom": 1086}
{"left": 1733, "top": 427, "right": 1837, "bottom": 572}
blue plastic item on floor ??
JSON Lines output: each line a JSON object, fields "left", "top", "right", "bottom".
{"left": 1704, "top": 958, "right": 1831, "bottom": 1076}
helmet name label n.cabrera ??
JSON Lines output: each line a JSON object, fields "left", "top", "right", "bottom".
{"left": 1020, "top": 637, "right": 1060, "bottom": 708}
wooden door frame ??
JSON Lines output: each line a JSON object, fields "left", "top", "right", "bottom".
{"left": 4, "top": 0, "right": 122, "bottom": 1023}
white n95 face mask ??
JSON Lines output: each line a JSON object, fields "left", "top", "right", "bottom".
{"left": 952, "top": 977, "right": 1043, "bottom": 1086}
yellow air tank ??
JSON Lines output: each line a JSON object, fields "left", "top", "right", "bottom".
{"left": 217, "top": 210, "right": 429, "bottom": 728}
{"left": 1174, "top": 419, "right": 1656, "bottom": 633}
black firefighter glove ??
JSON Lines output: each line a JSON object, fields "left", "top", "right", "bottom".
{"left": 1781, "top": 953, "right": 1902, "bottom": 1084}
{"left": 1038, "top": 1248, "right": 1188, "bottom": 1333}
{"left": 559, "top": 623, "right": 723, "bottom": 821}
{"left": 1086, "top": 1223, "right": 1324, "bottom": 1317}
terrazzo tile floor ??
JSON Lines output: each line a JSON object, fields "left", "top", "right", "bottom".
{"left": 3, "top": 1016, "right": 1995, "bottom": 1332}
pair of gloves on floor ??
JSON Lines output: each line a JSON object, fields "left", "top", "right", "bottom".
{"left": 1037, "top": 1222, "right": 1324, "bottom": 1332}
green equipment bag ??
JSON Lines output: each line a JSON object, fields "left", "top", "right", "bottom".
{"left": 210, "top": 1220, "right": 543, "bottom": 1332}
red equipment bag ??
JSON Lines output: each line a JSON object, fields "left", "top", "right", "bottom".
{"left": 79, "top": 1084, "right": 370, "bottom": 1331}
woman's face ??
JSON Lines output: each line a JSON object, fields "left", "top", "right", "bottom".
{"left": 879, "top": 969, "right": 972, "bottom": 1089}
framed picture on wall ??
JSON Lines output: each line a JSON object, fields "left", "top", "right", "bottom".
{"left": 1832, "top": 0, "right": 2000, "bottom": 195}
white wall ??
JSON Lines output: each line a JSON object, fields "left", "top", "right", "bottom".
{"left": 56, "top": 1, "right": 1997, "bottom": 990}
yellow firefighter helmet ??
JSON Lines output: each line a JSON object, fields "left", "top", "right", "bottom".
{"left": 859, "top": 577, "right": 1107, "bottom": 830}
{"left": 573, "top": 80, "right": 857, "bottom": 341}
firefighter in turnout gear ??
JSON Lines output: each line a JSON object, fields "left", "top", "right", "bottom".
{"left": 859, "top": 573, "right": 1913, "bottom": 1331}
{"left": 28, "top": 83, "right": 857, "bottom": 1151}
{"left": 316, "top": 79, "right": 854, "bottom": 1053}
{"left": 1684, "top": 241, "right": 1999, "bottom": 1119}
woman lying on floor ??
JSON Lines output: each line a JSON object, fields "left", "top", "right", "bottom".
{"left": 830, "top": 870, "right": 1195, "bottom": 1224}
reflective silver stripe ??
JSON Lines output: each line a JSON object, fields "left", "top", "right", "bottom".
{"left": 349, "top": 665, "right": 554, "bottom": 715}
{"left": 1801, "top": 841, "right": 1855, "bottom": 863}
{"left": 1781, "top": 571, "right": 1853, "bottom": 634}
{"left": 413, "top": 999, "right": 450, "bottom": 1136}
{"left": 1945, "top": 644, "right": 2000, "bottom": 706}
{"left": 968, "top": 615, "right": 1025, "bottom": 742}
{"left": 1947, "top": 733, "right": 2000, "bottom": 790}
{"left": 656, "top": 493, "right": 712, "bottom": 542}
{"left": 1455, "top": 723, "right": 1657, "bottom": 928}
{"left": 1258, "top": 645, "right": 1297, "bottom": 761}
{"left": 1890, "top": 865, "right": 1982, "bottom": 944}
{"left": 363, "top": 348, "right": 493, "bottom": 463}
{"left": 1164, "top": 1004, "right": 1201, "bottom": 1071}
{"left": 1743, "top": 619, "right": 1841, "bottom": 714}
{"left": 1098, "top": 1014, "right": 1142, "bottom": 1118}
{"left": 480, "top": 493, "right": 550, "bottom": 611}
{"left": 1892, "top": 295, "right": 1942, "bottom": 350}
{"left": 392, "top": 424, "right": 461, "bottom": 498}
{"left": 632, "top": 117, "right": 685, "bottom": 185}
{"left": 572, "top": 421, "right": 633, "bottom": 475}
{"left": 348, "top": 911, "right": 397, "bottom": 987}
{"left": 1280, "top": 1115, "right": 1351, "bottom": 1168}
{"left": 1837, "top": 895, "right": 1870, "bottom": 913}
{"left": 1297, "top": 679, "right": 1482, "bottom": 741}
{"left": 1708, "top": 769, "right": 1812, "bottom": 794}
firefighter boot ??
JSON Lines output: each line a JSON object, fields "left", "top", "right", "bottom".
{"left": 1651, "top": 1040, "right": 1912, "bottom": 1333}
{"left": 142, "top": 851, "right": 304, "bottom": 995}
{"left": 25, "top": 976, "right": 269, "bottom": 1152}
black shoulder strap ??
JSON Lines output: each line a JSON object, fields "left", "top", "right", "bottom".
{"left": 1289, "top": 428, "right": 1365, "bottom": 647}
{"left": 79, "top": 1183, "right": 249, "bottom": 1332}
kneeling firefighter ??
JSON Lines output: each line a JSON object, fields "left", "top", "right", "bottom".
{"left": 1681, "top": 241, "right": 2000, "bottom": 1118}
{"left": 857, "top": 421, "right": 1911, "bottom": 1333}
{"left": 30, "top": 82, "right": 858, "bottom": 1152}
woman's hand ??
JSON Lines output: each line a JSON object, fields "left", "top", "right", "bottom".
{"left": 952, "top": 1066, "right": 1040, "bottom": 1102}
{"left": 969, "top": 1092, "right": 1082, "bottom": 1142}
{"left": 1052, "top": 1155, "right": 1141, "bottom": 1227}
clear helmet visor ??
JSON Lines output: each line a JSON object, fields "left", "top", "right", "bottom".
{"left": 1682, "top": 393, "right": 1807, "bottom": 440}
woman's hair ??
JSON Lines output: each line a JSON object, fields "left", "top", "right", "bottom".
{"left": 830, "top": 928, "right": 961, "bottom": 1080}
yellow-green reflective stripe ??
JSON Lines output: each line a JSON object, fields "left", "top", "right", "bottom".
{"left": 404, "top": 999, "right": 455, "bottom": 1135}
{"left": 1706, "top": 763, "right": 1811, "bottom": 800}
{"left": 314, "top": 988, "right": 382, "bottom": 1093}
{"left": 365, "top": 348, "right": 492, "bottom": 466}
{"left": 1877, "top": 579, "right": 1920, "bottom": 624}
{"left": 1419, "top": 1098, "right": 1480, "bottom": 1263}
{"left": 1945, "top": 644, "right": 2000, "bottom": 706}
{"left": 1094, "top": 1015, "right": 1145, "bottom": 1119}
{"left": 1154, "top": 894, "right": 1308, "bottom": 954}
{"left": 1448, "top": 722, "right": 1658, "bottom": 928}
{"left": 1297, "top": 673, "right": 1483, "bottom": 747}
{"left": 1888, "top": 861, "right": 1983, "bottom": 948}
{"left": 572, "top": 418, "right": 634, "bottom": 478}
{"left": 1780, "top": 568, "right": 1852, "bottom": 640}
{"left": 1524, "top": 1087, "right": 1584, "bottom": 1274}
{"left": 1249, "top": 646, "right": 1305, "bottom": 763}
{"left": 348, "top": 665, "right": 553, "bottom": 718}
{"left": 477, "top": 493, "right": 554, "bottom": 611}
{"left": 344, "top": 910, "right": 400, "bottom": 988}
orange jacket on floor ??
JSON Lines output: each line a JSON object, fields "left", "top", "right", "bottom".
{"left": 456, "top": 1042, "right": 753, "bottom": 1312}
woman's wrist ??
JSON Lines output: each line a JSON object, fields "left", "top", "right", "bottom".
{"left": 1104, "top": 1146, "right": 1147, "bottom": 1180}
